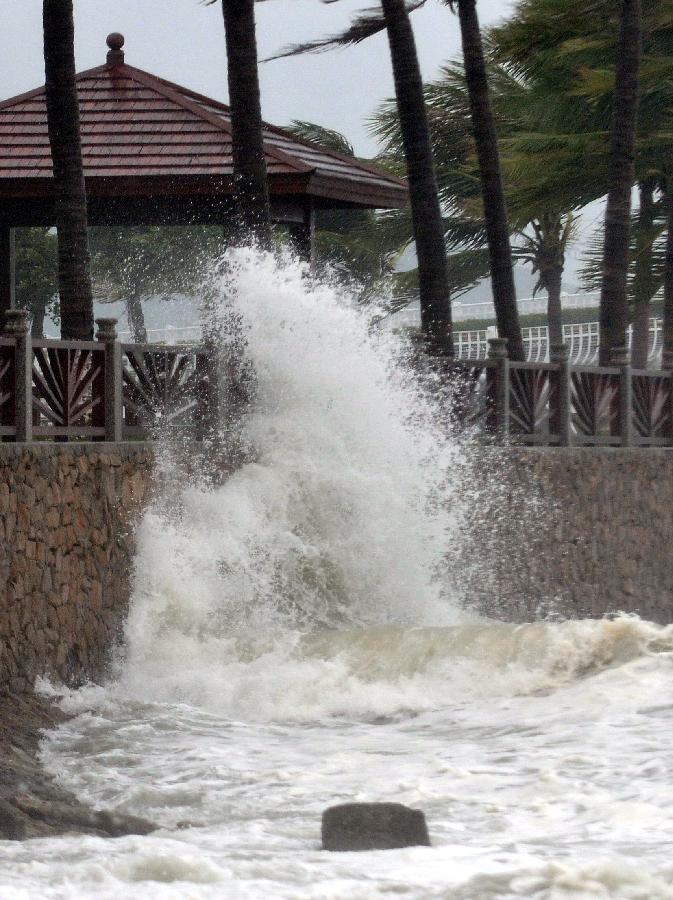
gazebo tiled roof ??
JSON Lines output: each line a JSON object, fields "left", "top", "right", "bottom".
{"left": 0, "top": 34, "right": 407, "bottom": 210}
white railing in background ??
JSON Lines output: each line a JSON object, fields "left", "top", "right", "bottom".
{"left": 453, "top": 291, "right": 600, "bottom": 322}
{"left": 117, "top": 324, "right": 202, "bottom": 344}
{"left": 455, "top": 318, "right": 663, "bottom": 366}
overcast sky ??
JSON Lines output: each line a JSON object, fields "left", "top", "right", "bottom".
{"left": 2, "top": 0, "right": 514, "bottom": 156}
{"left": 2, "top": 0, "right": 601, "bottom": 287}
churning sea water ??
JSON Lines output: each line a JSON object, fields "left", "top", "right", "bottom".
{"left": 2, "top": 251, "right": 673, "bottom": 899}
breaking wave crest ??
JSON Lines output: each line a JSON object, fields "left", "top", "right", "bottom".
{"left": 115, "top": 613, "right": 673, "bottom": 722}
{"left": 112, "top": 249, "right": 673, "bottom": 722}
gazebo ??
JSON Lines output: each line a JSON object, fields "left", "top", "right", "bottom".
{"left": 0, "top": 32, "right": 407, "bottom": 312}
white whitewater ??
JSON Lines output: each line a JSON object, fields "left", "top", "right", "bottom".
{"left": 3, "top": 250, "right": 673, "bottom": 899}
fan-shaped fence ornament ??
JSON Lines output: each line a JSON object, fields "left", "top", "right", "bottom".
{"left": 632, "top": 374, "right": 672, "bottom": 442}
{"left": 509, "top": 365, "right": 555, "bottom": 437}
{"left": 121, "top": 346, "right": 211, "bottom": 436}
{"left": 447, "top": 363, "right": 496, "bottom": 432}
{"left": 32, "top": 343, "right": 105, "bottom": 436}
{"left": 570, "top": 368, "right": 619, "bottom": 440}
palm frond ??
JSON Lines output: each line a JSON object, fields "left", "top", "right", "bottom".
{"left": 266, "top": 2, "right": 426, "bottom": 61}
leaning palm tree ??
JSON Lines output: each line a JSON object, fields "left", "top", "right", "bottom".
{"left": 493, "top": 0, "right": 673, "bottom": 366}
{"left": 207, "top": 0, "right": 272, "bottom": 249}
{"left": 43, "top": 0, "right": 94, "bottom": 340}
{"left": 271, "top": 4, "right": 458, "bottom": 356}
{"left": 373, "top": 61, "right": 577, "bottom": 350}
{"left": 448, "top": 0, "right": 524, "bottom": 361}
{"left": 273, "top": 0, "right": 534, "bottom": 360}
{"left": 378, "top": 0, "right": 453, "bottom": 355}
{"left": 599, "top": 0, "right": 642, "bottom": 363}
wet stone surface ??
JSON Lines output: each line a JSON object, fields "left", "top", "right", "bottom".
{"left": 0, "top": 694, "right": 155, "bottom": 840}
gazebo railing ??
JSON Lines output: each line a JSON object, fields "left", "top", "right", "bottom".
{"left": 449, "top": 338, "right": 673, "bottom": 447}
{"left": 1, "top": 311, "right": 217, "bottom": 442}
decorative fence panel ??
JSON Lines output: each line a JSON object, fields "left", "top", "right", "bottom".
{"left": 121, "top": 344, "right": 212, "bottom": 438}
{"left": 0, "top": 311, "right": 216, "bottom": 443}
{"left": 509, "top": 363, "right": 557, "bottom": 442}
{"left": 631, "top": 371, "right": 673, "bottom": 445}
{"left": 32, "top": 341, "right": 106, "bottom": 439}
{"left": 449, "top": 338, "right": 673, "bottom": 447}
{"left": 569, "top": 366, "right": 621, "bottom": 445}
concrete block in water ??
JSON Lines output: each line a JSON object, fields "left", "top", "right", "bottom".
{"left": 321, "top": 802, "right": 430, "bottom": 851}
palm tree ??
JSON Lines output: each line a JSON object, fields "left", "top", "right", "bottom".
{"left": 513, "top": 214, "right": 576, "bottom": 346}
{"left": 448, "top": 0, "right": 524, "bottom": 361}
{"left": 599, "top": 0, "right": 642, "bottom": 363}
{"left": 289, "top": 121, "right": 488, "bottom": 314}
{"left": 379, "top": 0, "right": 453, "bottom": 355}
{"left": 271, "top": 4, "right": 454, "bottom": 356}
{"left": 15, "top": 228, "right": 58, "bottom": 338}
{"left": 42, "top": 0, "right": 94, "bottom": 340}
{"left": 208, "top": 0, "right": 272, "bottom": 248}
{"left": 373, "top": 62, "right": 577, "bottom": 350}
{"left": 493, "top": 0, "right": 673, "bottom": 364}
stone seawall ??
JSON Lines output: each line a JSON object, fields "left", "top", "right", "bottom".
{"left": 0, "top": 444, "right": 153, "bottom": 694}
{"left": 1, "top": 443, "right": 672, "bottom": 695}
{"left": 456, "top": 447, "right": 673, "bottom": 624}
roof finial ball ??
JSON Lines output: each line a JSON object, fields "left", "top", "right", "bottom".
{"left": 106, "top": 32, "right": 125, "bottom": 66}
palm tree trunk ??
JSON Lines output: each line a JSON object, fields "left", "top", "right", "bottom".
{"left": 43, "top": 0, "right": 94, "bottom": 340}
{"left": 126, "top": 290, "right": 147, "bottom": 343}
{"left": 380, "top": 0, "right": 453, "bottom": 356}
{"left": 599, "top": 0, "right": 641, "bottom": 364}
{"left": 631, "top": 178, "right": 656, "bottom": 368}
{"left": 221, "top": 0, "right": 272, "bottom": 249}
{"left": 662, "top": 182, "right": 673, "bottom": 367}
{"left": 544, "top": 265, "right": 564, "bottom": 347}
{"left": 455, "top": 0, "right": 524, "bottom": 361}
{"left": 31, "top": 298, "right": 47, "bottom": 339}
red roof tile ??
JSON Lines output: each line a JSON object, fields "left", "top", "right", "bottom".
{"left": 0, "top": 48, "right": 406, "bottom": 209}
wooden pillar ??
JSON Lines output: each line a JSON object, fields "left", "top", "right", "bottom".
{"left": 610, "top": 345, "right": 633, "bottom": 447}
{"left": 0, "top": 227, "right": 16, "bottom": 316}
{"left": 487, "top": 337, "right": 510, "bottom": 442}
{"left": 288, "top": 203, "right": 315, "bottom": 267}
{"left": 550, "top": 343, "right": 571, "bottom": 446}
{"left": 95, "top": 317, "right": 122, "bottom": 442}
{"left": 4, "top": 310, "right": 32, "bottom": 442}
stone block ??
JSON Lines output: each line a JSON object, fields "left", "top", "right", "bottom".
{"left": 322, "top": 803, "right": 431, "bottom": 851}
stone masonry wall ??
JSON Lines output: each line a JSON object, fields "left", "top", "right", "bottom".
{"left": 0, "top": 444, "right": 153, "bottom": 694}
{"left": 1, "top": 444, "right": 672, "bottom": 695}
{"left": 455, "top": 447, "right": 673, "bottom": 624}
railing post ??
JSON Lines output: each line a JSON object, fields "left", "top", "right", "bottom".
{"left": 95, "top": 318, "right": 122, "bottom": 442}
{"left": 487, "top": 337, "right": 509, "bottom": 442}
{"left": 610, "top": 345, "right": 633, "bottom": 447}
{"left": 194, "top": 346, "right": 220, "bottom": 442}
{"left": 550, "top": 342, "right": 571, "bottom": 446}
{"left": 4, "top": 309, "right": 31, "bottom": 442}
